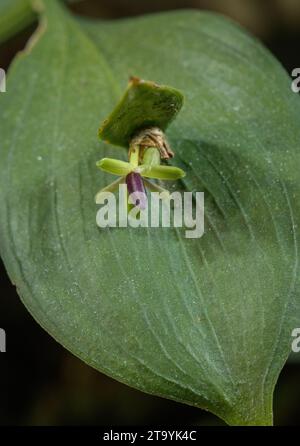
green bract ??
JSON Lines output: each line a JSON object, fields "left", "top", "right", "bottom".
{"left": 99, "top": 77, "right": 184, "bottom": 148}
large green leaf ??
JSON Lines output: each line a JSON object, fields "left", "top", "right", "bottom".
{"left": 0, "top": 0, "right": 299, "bottom": 425}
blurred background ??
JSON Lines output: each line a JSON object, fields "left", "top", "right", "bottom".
{"left": 1, "top": 0, "right": 300, "bottom": 426}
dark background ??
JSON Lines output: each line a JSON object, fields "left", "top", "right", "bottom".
{"left": 1, "top": 0, "right": 300, "bottom": 426}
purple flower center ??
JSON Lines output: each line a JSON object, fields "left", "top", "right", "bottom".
{"left": 126, "top": 172, "right": 147, "bottom": 210}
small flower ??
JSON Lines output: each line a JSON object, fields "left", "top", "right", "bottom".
{"left": 95, "top": 146, "right": 185, "bottom": 208}
{"left": 95, "top": 77, "right": 186, "bottom": 208}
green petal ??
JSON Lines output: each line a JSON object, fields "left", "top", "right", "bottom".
{"left": 142, "top": 147, "right": 161, "bottom": 167}
{"left": 96, "top": 158, "right": 133, "bottom": 176}
{"left": 140, "top": 164, "right": 186, "bottom": 180}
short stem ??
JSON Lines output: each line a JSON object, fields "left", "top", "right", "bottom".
{"left": 129, "top": 144, "right": 140, "bottom": 167}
